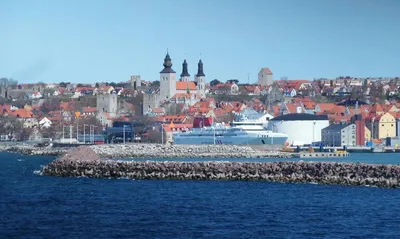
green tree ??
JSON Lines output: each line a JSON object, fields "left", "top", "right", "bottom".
{"left": 59, "top": 82, "right": 68, "bottom": 88}
{"left": 109, "top": 82, "right": 117, "bottom": 87}
{"left": 210, "top": 79, "right": 221, "bottom": 86}
{"left": 151, "top": 81, "right": 160, "bottom": 87}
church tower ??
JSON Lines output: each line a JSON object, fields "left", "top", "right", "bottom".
{"left": 159, "top": 52, "right": 177, "bottom": 101}
{"left": 180, "top": 59, "right": 190, "bottom": 82}
{"left": 195, "top": 59, "right": 206, "bottom": 98}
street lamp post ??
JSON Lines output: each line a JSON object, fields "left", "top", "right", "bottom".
{"left": 313, "top": 121, "right": 316, "bottom": 144}
{"left": 90, "top": 125, "right": 98, "bottom": 144}
{"left": 69, "top": 125, "right": 72, "bottom": 144}
{"left": 123, "top": 125, "right": 127, "bottom": 144}
{"left": 272, "top": 124, "right": 275, "bottom": 144}
{"left": 83, "top": 124, "right": 89, "bottom": 144}
{"left": 161, "top": 125, "right": 164, "bottom": 144}
{"left": 76, "top": 119, "right": 79, "bottom": 141}
{"left": 213, "top": 125, "right": 216, "bottom": 145}
{"left": 62, "top": 125, "right": 69, "bottom": 142}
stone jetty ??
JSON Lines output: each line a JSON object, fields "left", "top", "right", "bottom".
{"left": 0, "top": 143, "right": 68, "bottom": 156}
{"left": 0, "top": 142, "right": 291, "bottom": 158}
{"left": 41, "top": 146, "right": 400, "bottom": 188}
{"left": 90, "top": 144, "right": 292, "bottom": 158}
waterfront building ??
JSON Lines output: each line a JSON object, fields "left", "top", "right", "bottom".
{"left": 321, "top": 123, "right": 356, "bottom": 147}
{"left": 365, "top": 112, "right": 397, "bottom": 139}
{"left": 268, "top": 113, "right": 329, "bottom": 146}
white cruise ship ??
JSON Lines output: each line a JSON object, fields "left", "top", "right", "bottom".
{"left": 173, "top": 117, "right": 288, "bottom": 145}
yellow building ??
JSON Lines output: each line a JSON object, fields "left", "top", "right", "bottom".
{"left": 365, "top": 126, "right": 371, "bottom": 141}
{"left": 366, "top": 112, "right": 397, "bottom": 139}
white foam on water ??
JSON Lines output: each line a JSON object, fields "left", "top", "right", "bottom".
{"left": 33, "top": 170, "right": 42, "bottom": 175}
{"left": 17, "top": 159, "right": 24, "bottom": 162}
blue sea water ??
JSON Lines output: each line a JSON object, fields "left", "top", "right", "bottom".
{"left": 1, "top": 152, "right": 400, "bottom": 238}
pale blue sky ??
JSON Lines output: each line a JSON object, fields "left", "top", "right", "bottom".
{"left": 1, "top": 0, "right": 399, "bottom": 84}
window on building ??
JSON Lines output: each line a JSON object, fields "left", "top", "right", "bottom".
{"left": 391, "top": 124, "right": 394, "bottom": 127}
{"left": 382, "top": 124, "right": 384, "bottom": 127}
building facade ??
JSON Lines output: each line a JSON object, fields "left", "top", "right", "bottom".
{"left": 321, "top": 123, "right": 356, "bottom": 147}
{"left": 96, "top": 94, "right": 118, "bottom": 126}
{"left": 268, "top": 113, "right": 329, "bottom": 146}
{"left": 366, "top": 112, "right": 397, "bottom": 139}
{"left": 130, "top": 75, "right": 141, "bottom": 90}
{"left": 258, "top": 68, "right": 273, "bottom": 86}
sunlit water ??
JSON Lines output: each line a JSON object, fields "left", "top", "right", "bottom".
{"left": 1, "top": 152, "right": 400, "bottom": 238}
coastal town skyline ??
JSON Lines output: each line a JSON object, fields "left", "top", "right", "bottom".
{"left": 2, "top": 0, "right": 400, "bottom": 84}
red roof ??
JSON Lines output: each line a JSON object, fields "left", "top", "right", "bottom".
{"left": 8, "top": 109, "right": 34, "bottom": 118}
{"left": 176, "top": 82, "right": 196, "bottom": 91}
{"left": 82, "top": 107, "right": 97, "bottom": 113}
{"left": 261, "top": 68, "right": 273, "bottom": 74}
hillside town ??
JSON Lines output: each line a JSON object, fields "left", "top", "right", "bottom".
{"left": 1, "top": 53, "right": 400, "bottom": 147}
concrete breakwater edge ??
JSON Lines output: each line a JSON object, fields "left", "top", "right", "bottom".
{"left": 41, "top": 147, "right": 400, "bottom": 188}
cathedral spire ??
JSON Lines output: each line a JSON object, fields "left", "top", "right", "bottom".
{"left": 180, "top": 59, "right": 190, "bottom": 78}
{"left": 196, "top": 59, "right": 205, "bottom": 77}
{"left": 160, "top": 52, "right": 176, "bottom": 73}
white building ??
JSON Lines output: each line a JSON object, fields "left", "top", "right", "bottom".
{"left": 268, "top": 113, "right": 330, "bottom": 146}
{"left": 39, "top": 117, "right": 52, "bottom": 128}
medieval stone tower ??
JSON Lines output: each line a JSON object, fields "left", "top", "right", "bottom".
{"left": 159, "top": 52, "right": 176, "bottom": 101}
{"left": 195, "top": 59, "right": 206, "bottom": 98}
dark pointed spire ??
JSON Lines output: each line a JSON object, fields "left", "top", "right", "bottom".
{"left": 196, "top": 59, "right": 205, "bottom": 77}
{"left": 160, "top": 52, "right": 176, "bottom": 73}
{"left": 180, "top": 59, "right": 190, "bottom": 78}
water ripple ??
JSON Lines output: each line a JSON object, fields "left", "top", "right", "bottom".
{"left": 1, "top": 152, "right": 400, "bottom": 238}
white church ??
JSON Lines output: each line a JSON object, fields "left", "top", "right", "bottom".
{"left": 143, "top": 53, "right": 207, "bottom": 113}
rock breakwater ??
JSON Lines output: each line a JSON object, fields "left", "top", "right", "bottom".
{"left": 90, "top": 144, "right": 292, "bottom": 158}
{"left": 0, "top": 143, "right": 68, "bottom": 156}
{"left": 41, "top": 147, "right": 400, "bottom": 188}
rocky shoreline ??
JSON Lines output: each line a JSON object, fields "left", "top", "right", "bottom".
{"left": 40, "top": 147, "right": 400, "bottom": 188}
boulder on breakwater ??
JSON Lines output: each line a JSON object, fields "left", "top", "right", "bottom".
{"left": 41, "top": 146, "right": 400, "bottom": 188}
{"left": 90, "top": 143, "right": 292, "bottom": 159}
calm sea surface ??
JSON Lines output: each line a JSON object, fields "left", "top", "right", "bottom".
{"left": 1, "top": 152, "right": 400, "bottom": 239}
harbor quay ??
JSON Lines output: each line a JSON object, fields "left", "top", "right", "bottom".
{"left": 40, "top": 146, "right": 400, "bottom": 188}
